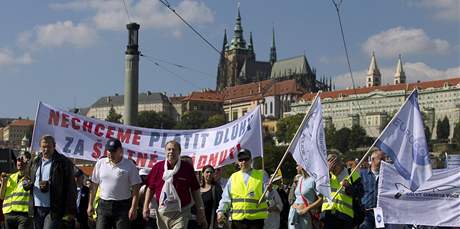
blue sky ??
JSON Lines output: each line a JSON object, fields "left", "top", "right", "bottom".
{"left": 1, "top": 0, "right": 459, "bottom": 118}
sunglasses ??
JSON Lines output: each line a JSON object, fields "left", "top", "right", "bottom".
{"left": 204, "top": 170, "right": 214, "bottom": 174}
{"left": 238, "top": 157, "right": 250, "bottom": 162}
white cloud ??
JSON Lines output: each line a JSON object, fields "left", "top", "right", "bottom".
{"left": 50, "top": 0, "right": 214, "bottom": 32}
{"left": 0, "top": 48, "right": 33, "bottom": 66}
{"left": 411, "top": 0, "right": 460, "bottom": 21}
{"left": 20, "top": 21, "right": 98, "bottom": 49}
{"left": 333, "top": 62, "right": 460, "bottom": 89}
{"left": 362, "top": 27, "right": 450, "bottom": 58}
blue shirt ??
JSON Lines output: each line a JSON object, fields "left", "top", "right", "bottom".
{"left": 360, "top": 169, "right": 378, "bottom": 209}
{"left": 294, "top": 176, "right": 317, "bottom": 205}
{"left": 33, "top": 158, "right": 52, "bottom": 207}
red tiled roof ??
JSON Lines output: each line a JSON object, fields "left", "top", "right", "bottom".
{"left": 264, "top": 79, "right": 304, "bottom": 96}
{"left": 183, "top": 90, "right": 224, "bottom": 102}
{"left": 222, "top": 80, "right": 273, "bottom": 100}
{"left": 9, "top": 119, "right": 34, "bottom": 127}
{"left": 301, "top": 77, "right": 460, "bottom": 101}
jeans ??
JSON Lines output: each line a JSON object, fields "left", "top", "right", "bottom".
{"left": 4, "top": 212, "right": 32, "bottom": 229}
{"left": 33, "top": 207, "right": 62, "bottom": 229}
{"left": 322, "top": 211, "right": 353, "bottom": 229}
{"left": 96, "top": 199, "right": 131, "bottom": 229}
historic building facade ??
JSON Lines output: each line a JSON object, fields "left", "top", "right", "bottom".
{"left": 288, "top": 56, "right": 460, "bottom": 139}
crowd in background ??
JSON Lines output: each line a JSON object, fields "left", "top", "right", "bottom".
{"left": 0, "top": 135, "right": 458, "bottom": 229}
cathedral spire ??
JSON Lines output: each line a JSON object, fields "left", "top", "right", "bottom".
{"left": 248, "top": 32, "right": 254, "bottom": 51}
{"left": 222, "top": 29, "right": 228, "bottom": 51}
{"left": 229, "top": 4, "right": 246, "bottom": 50}
{"left": 394, "top": 54, "right": 406, "bottom": 84}
{"left": 270, "top": 25, "right": 277, "bottom": 65}
{"left": 366, "top": 51, "right": 381, "bottom": 87}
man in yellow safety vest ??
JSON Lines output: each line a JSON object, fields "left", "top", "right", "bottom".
{"left": 321, "top": 153, "right": 364, "bottom": 229}
{"left": 216, "top": 149, "right": 269, "bottom": 229}
{"left": 0, "top": 151, "right": 32, "bottom": 229}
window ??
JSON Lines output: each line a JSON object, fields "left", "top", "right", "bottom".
{"left": 242, "top": 109, "right": 248, "bottom": 116}
{"left": 270, "top": 102, "right": 273, "bottom": 114}
{"left": 232, "top": 111, "right": 238, "bottom": 121}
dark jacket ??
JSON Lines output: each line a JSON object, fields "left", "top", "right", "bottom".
{"left": 27, "top": 151, "right": 77, "bottom": 219}
{"left": 76, "top": 185, "right": 90, "bottom": 229}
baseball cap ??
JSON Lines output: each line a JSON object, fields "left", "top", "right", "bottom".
{"left": 237, "top": 149, "right": 252, "bottom": 160}
{"left": 106, "top": 138, "right": 122, "bottom": 153}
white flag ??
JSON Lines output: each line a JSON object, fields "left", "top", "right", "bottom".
{"left": 289, "top": 96, "right": 331, "bottom": 200}
{"left": 377, "top": 161, "right": 460, "bottom": 227}
{"left": 375, "top": 90, "right": 432, "bottom": 191}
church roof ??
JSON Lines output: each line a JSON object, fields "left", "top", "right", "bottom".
{"left": 270, "top": 55, "right": 311, "bottom": 79}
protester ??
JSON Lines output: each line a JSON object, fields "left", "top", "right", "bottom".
{"left": 181, "top": 156, "right": 200, "bottom": 229}
{"left": 288, "top": 165, "right": 322, "bottom": 229}
{"left": 27, "top": 135, "right": 77, "bottom": 229}
{"left": 200, "top": 165, "right": 223, "bottom": 229}
{"left": 88, "top": 138, "right": 142, "bottom": 229}
{"left": 137, "top": 168, "right": 157, "bottom": 229}
{"left": 276, "top": 182, "right": 290, "bottom": 229}
{"left": 216, "top": 149, "right": 269, "bottom": 229}
{"left": 142, "top": 140, "right": 207, "bottom": 229}
{"left": 75, "top": 169, "right": 90, "bottom": 229}
{"left": 263, "top": 180, "right": 283, "bottom": 229}
{"left": 0, "top": 151, "right": 32, "bottom": 229}
{"left": 288, "top": 173, "right": 301, "bottom": 206}
{"left": 321, "top": 153, "right": 364, "bottom": 229}
{"left": 359, "top": 149, "right": 385, "bottom": 229}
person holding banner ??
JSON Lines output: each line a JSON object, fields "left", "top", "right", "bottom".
{"left": 288, "top": 165, "right": 322, "bottom": 229}
{"left": 359, "top": 149, "right": 385, "bottom": 229}
{"left": 321, "top": 153, "right": 364, "bottom": 229}
{"left": 0, "top": 151, "right": 32, "bottom": 229}
{"left": 142, "top": 140, "right": 207, "bottom": 229}
{"left": 216, "top": 149, "right": 269, "bottom": 229}
{"left": 27, "top": 135, "right": 77, "bottom": 229}
{"left": 87, "top": 138, "right": 142, "bottom": 229}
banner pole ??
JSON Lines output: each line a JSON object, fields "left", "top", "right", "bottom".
{"left": 258, "top": 92, "right": 321, "bottom": 205}
{"left": 329, "top": 88, "right": 417, "bottom": 202}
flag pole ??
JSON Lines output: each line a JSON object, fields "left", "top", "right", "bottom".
{"left": 258, "top": 91, "right": 321, "bottom": 205}
{"left": 329, "top": 88, "right": 418, "bottom": 202}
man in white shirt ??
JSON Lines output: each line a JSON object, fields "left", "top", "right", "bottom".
{"left": 87, "top": 138, "right": 142, "bottom": 229}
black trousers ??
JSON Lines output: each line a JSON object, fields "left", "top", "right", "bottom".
{"left": 231, "top": 219, "right": 265, "bottom": 229}
{"left": 322, "top": 211, "right": 353, "bottom": 229}
{"left": 96, "top": 199, "right": 131, "bottom": 229}
{"left": 4, "top": 212, "right": 32, "bottom": 229}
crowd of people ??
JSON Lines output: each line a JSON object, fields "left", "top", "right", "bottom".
{"left": 0, "top": 135, "right": 455, "bottom": 229}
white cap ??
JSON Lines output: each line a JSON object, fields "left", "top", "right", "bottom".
{"left": 139, "top": 168, "right": 151, "bottom": 176}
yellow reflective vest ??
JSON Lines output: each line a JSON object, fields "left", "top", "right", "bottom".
{"left": 91, "top": 188, "right": 101, "bottom": 220}
{"left": 230, "top": 169, "right": 268, "bottom": 220}
{"left": 321, "top": 169, "right": 360, "bottom": 218}
{"left": 2, "top": 172, "right": 29, "bottom": 214}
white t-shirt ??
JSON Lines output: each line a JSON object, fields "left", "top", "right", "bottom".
{"left": 92, "top": 157, "right": 142, "bottom": 201}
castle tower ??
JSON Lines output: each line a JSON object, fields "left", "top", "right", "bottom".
{"left": 366, "top": 52, "right": 382, "bottom": 87}
{"left": 394, "top": 54, "right": 406, "bottom": 84}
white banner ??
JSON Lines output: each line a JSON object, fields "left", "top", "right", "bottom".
{"left": 31, "top": 102, "right": 263, "bottom": 170}
{"left": 377, "top": 161, "right": 460, "bottom": 227}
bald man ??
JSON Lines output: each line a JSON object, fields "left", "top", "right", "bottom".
{"left": 359, "top": 149, "right": 386, "bottom": 229}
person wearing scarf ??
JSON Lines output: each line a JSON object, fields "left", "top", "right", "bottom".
{"left": 143, "top": 140, "right": 207, "bottom": 229}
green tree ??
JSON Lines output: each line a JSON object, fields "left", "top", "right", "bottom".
{"left": 453, "top": 121, "right": 460, "bottom": 144}
{"left": 325, "top": 126, "right": 337, "bottom": 149}
{"left": 202, "top": 114, "right": 226, "bottom": 128}
{"left": 334, "top": 127, "right": 351, "bottom": 153}
{"left": 436, "top": 116, "right": 450, "bottom": 140}
{"left": 105, "top": 105, "right": 122, "bottom": 123}
{"left": 275, "top": 113, "right": 304, "bottom": 143}
{"left": 176, "top": 111, "right": 208, "bottom": 129}
{"left": 349, "top": 125, "right": 367, "bottom": 150}
{"left": 138, "top": 111, "right": 176, "bottom": 129}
